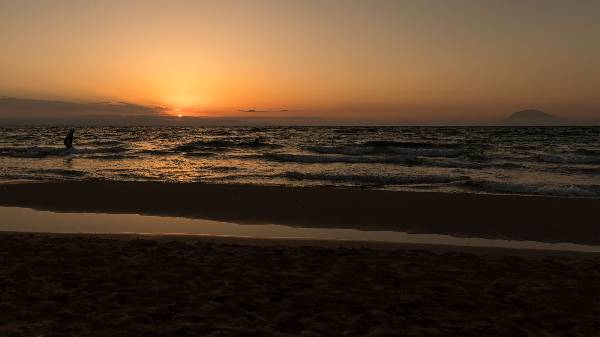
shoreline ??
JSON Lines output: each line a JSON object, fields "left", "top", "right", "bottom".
{"left": 1, "top": 181, "right": 599, "bottom": 245}
{"left": 4, "top": 230, "right": 599, "bottom": 258}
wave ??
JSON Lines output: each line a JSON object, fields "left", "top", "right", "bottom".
{"left": 205, "top": 166, "right": 239, "bottom": 172}
{"left": 0, "top": 173, "right": 46, "bottom": 181}
{"left": 140, "top": 149, "right": 173, "bottom": 156}
{"left": 34, "top": 168, "right": 87, "bottom": 177}
{"left": 303, "top": 145, "right": 375, "bottom": 156}
{"left": 466, "top": 180, "right": 600, "bottom": 198}
{"left": 363, "top": 140, "right": 463, "bottom": 149}
{"left": 3, "top": 134, "right": 37, "bottom": 141}
{"left": 304, "top": 141, "right": 465, "bottom": 157}
{"left": 86, "top": 154, "right": 138, "bottom": 160}
{"left": 0, "top": 146, "right": 129, "bottom": 158}
{"left": 387, "top": 147, "right": 465, "bottom": 157}
{"left": 173, "top": 137, "right": 282, "bottom": 152}
{"left": 487, "top": 162, "right": 527, "bottom": 170}
{"left": 80, "top": 140, "right": 126, "bottom": 147}
{"left": 263, "top": 153, "right": 420, "bottom": 165}
{"left": 82, "top": 146, "right": 129, "bottom": 154}
{"left": 575, "top": 148, "right": 600, "bottom": 157}
{"left": 0, "top": 168, "right": 87, "bottom": 181}
{"left": 139, "top": 149, "right": 216, "bottom": 157}
{"left": 542, "top": 165, "right": 600, "bottom": 175}
{"left": 332, "top": 127, "right": 372, "bottom": 134}
{"left": 183, "top": 152, "right": 216, "bottom": 157}
{"left": 305, "top": 145, "right": 464, "bottom": 157}
{"left": 264, "top": 152, "right": 494, "bottom": 170}
{"left": 537, "top": 154, "right": 600, "bottom": 165}
{"left": 283, "top": 171, "right": 469, "bottom": 185}
{"left": 0, "top": 146, "right": 68, "bottom": 158}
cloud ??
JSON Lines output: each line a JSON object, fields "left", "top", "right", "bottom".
{"left": 0, "top": 98, "right": 324, "bottom": 125}
{"left": 238, "top": 108, "right": 291, "bottom": 113}
{"left": 238, "top": 108, "right": 268, "bottom": 113}
{"left": 0, "top": 97, "right": 165, "bottom": 118}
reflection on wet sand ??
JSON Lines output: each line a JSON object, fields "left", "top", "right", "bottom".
{"left": 2, "top": 181, "right": 599, "bottom": 246}
{"left": 1, "top": 206, "right": 598, "bottom": 253}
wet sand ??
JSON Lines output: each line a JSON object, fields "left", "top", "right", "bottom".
{"left": 0, "top": 181, "right": 599, "bottom": 245}
{"left": 1, "top": 232, "right": 599, "bottom": 337}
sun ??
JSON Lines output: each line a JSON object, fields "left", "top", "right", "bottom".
{"left": 169, "top": 107, "right": 184, "bottom": 118}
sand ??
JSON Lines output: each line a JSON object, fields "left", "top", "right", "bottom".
{"left": 1, "top": 181, "right": 599, "bottom": 245}
{"left": 2, "top": 181, "right": 599, "bottom": 336}
{"left": 0, "top": 232, "right": 599, "bottom": 337}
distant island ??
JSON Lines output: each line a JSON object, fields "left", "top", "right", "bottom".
{"left": 502, "top": 109, "right": 569, "bottom": 126}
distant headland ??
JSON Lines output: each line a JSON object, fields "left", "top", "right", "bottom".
{"left": 501, "top": 109, "right": 569, "bottom": 126}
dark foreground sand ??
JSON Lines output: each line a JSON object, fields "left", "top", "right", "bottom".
{"left": 1, "top": 233, "right": 599, "bottom": 337}
{"left": 1, "top": 181, "right": 600, "bottom": 245}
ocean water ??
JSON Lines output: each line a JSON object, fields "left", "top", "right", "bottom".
{"left": 0, "top": 126, "right": 599, "bottom": 198}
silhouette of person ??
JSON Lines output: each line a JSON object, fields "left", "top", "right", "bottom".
{"left": 64, "top": 129, "right": 75, "bottom": 150}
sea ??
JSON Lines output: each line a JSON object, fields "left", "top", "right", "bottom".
{"left": 0, "top": 126, "right": 599, "bottom": 198}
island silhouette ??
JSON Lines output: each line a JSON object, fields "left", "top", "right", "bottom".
{"left": 502, "top": 109, "right": 568, "bottom": 126}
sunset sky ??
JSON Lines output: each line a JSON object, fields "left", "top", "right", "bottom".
{"left": 1, "top": 0, "right": 599, "bottom": 123}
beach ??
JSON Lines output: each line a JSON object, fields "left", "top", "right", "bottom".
{"left": 1, "top": 181, "right": 599, "bottom": 245}
{"left": 1, "top": 232, "right": 599, "bottom": 337}
{"left": 1, "top": 181, "right": 600, "bottom": 336}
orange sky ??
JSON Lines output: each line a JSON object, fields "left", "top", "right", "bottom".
{"left": 0, "top": 0, "right": 599, "bottom": 123}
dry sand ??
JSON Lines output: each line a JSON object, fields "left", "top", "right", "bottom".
{"left": 1, "top": 232, "right": 599, "bottom": 337}
{"left": 1, "top": 181, "right": 599, "bottom": 245}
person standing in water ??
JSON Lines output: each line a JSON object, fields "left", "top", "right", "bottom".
{"left": 64, "top": 129, "right": 75, "bottom": 150}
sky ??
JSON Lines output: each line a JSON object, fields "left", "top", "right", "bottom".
{"left": 0, "top": 0, "right": 599, "bottom": 124}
